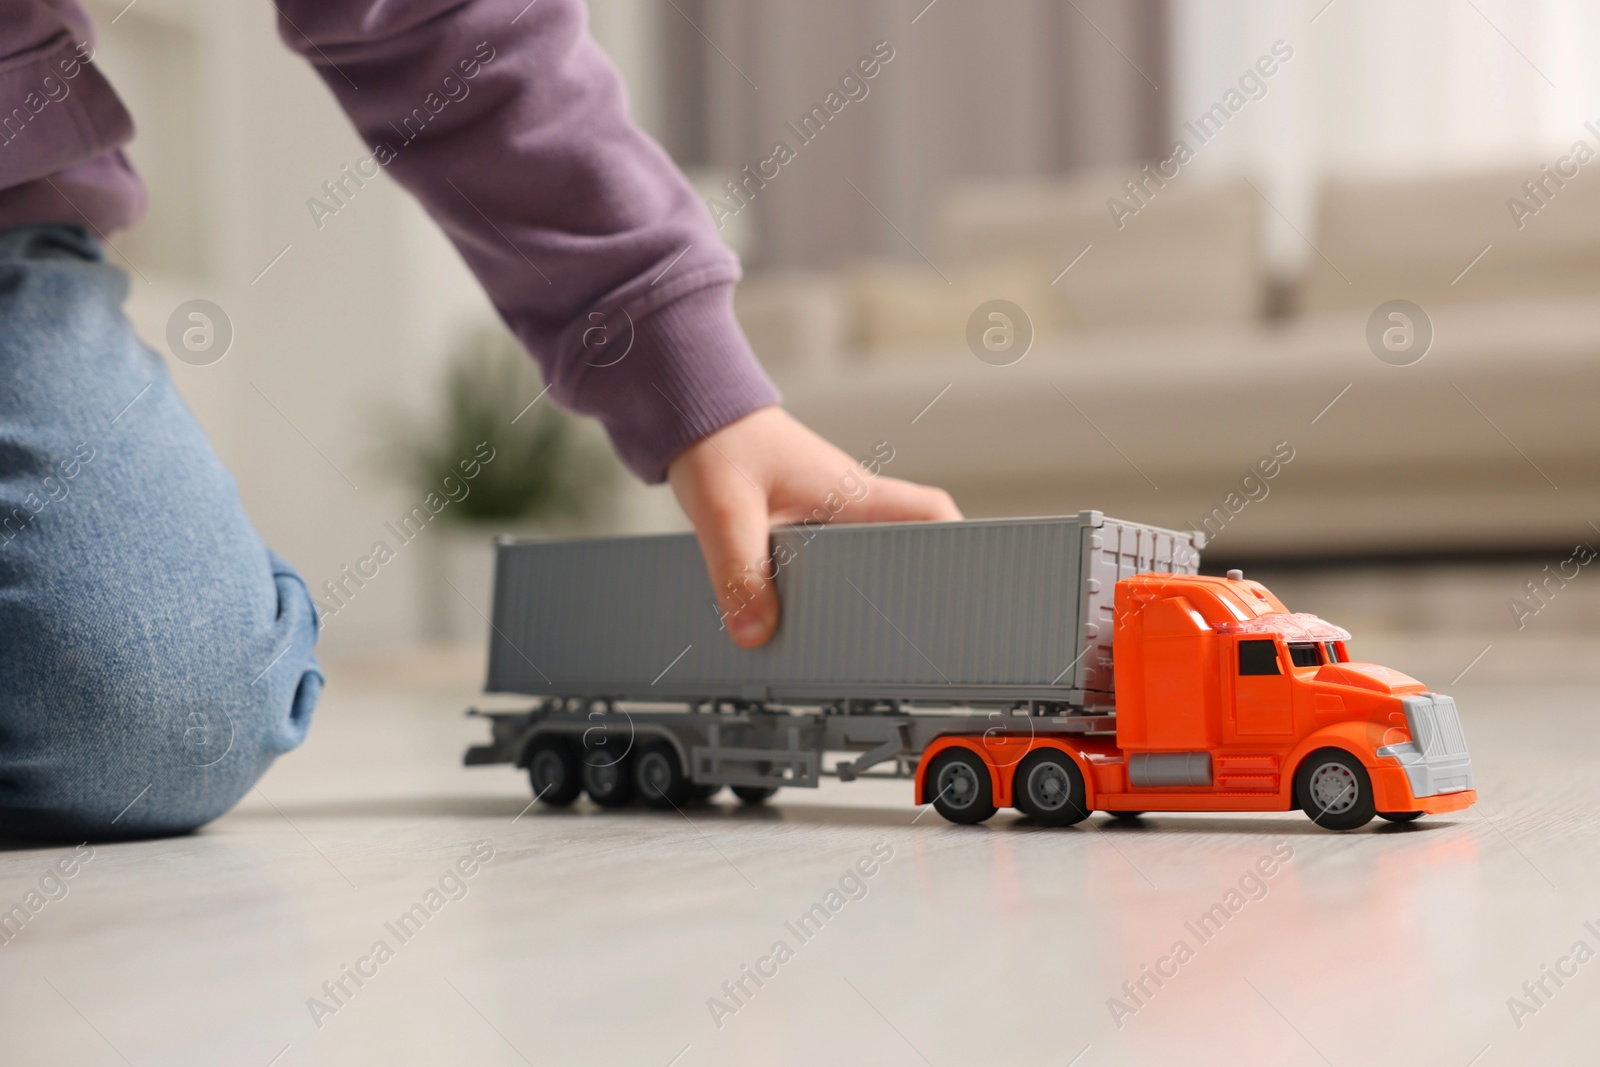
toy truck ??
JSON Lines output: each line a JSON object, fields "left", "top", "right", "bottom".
{"left": 464, "top": 512, "right": 1475, "bottom": 830}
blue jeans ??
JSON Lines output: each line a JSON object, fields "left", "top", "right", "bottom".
{"left": 0, "top": 226, "right": 322, "bottom": 840}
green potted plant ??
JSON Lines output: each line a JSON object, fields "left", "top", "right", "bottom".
{"left": 385, "top": 324, "right": 611, "bottom": 643}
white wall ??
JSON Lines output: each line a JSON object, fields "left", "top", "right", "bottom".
{"left": 1170, "top": 0, "right": 1600, "bottom": 272}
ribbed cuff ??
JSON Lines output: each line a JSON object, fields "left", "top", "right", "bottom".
{"left": 570, "top": 282, "right": 782, "bottom": 484}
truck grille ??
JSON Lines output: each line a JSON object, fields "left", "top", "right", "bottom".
{"left": 1403, "top": 694, "right": 1470, "bottom": 760}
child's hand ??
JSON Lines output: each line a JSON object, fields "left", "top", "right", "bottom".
{"left": 668, "top": 406, "right": 961, "bottom": 648}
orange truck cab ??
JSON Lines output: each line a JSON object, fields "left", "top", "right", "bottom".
{"left": 917, "top": 570, "right": 1476, "bottom": 830}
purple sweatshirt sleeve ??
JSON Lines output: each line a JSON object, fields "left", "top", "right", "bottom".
{"left": 0, "top": 5, "right": 144, "bottom": 233}
{"left": 274, "top": 0, "right": 779, "bottom": 483}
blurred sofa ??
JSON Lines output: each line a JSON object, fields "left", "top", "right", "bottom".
{"left": 742, "top": 168, "right": 1600, "bottom": 559}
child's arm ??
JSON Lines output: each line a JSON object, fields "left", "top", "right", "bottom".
{"left": 276, "top": 0, "right": 774, "bottom": 481}
{"left": 276, "top": 0, "right": 957, "bottom": 646}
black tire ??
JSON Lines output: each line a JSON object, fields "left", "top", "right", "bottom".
{"left": 582, "top": 749, "right": 634, "bottom": 807}
{"left": 1105, "top": 811, "right": 1145, "bottom": 821}
{"left": 633, "top": 742, "right": 688, "bottom": 809}
{"left": 1379, "top": 810, "right": 1424, "bottom": 823}
{"left": 525, "top": 736, "right": 581, "bottom": 807}
{"left": 1012, "top": 750, "right": 1090, "bottom": 827}
{"left": 686, "top": 783, "right": 722, "bottom": 803}
{"left": 1294, "top": 748, "right": 1376, "bottom": 831}
{"left": 925, "top": 748, "right": 997, "bottom": 825}
{"left": 731, "top": 785, "right": 778, "bottom": 804}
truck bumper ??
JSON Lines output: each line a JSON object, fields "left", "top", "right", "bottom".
{"left": 1370, "top": 765, "right": 1477, "bottom": 814}
{"left": 1388, "top": 749, "right": 1474, "bottom": 798}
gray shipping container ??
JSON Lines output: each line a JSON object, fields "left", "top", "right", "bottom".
{"left": 487, "top": 511, "right": 1202, "bottom": 711}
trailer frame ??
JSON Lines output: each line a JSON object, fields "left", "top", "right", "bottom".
{"left": 466, "top": 699, "right": 1117, "bottom": 793}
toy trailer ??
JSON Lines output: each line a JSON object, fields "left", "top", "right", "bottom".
{"left": 464, "top": 512, "right": 1476, "bottom": 830}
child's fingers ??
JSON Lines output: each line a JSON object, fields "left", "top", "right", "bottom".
{"left": 837, "top": 474, "right": 963, "bottom": 524}
{"left": 679, "top": 473, "right": 781, "bottom": 649}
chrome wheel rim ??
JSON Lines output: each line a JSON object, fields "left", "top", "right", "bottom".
{"left": 638, "top": 752, "right": 672, "bottom": 797}
{"left": 586, "top": 760, "right": 621, "bottom": 793}
{"left": 531, "top": 750, "right": 566, "bottom": 792}
{"left": 937, "top": 761, "right": 980, "bottom": 809}
{"left": 1309, "top": 762, "right": 1358, "bottom": 814}
{"left": 1027, "top": 761, "right": 1074, "bottom": 812}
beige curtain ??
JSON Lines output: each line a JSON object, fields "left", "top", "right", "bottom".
{"left": 658, "top": 0, "right": 1169, "bottom": 268}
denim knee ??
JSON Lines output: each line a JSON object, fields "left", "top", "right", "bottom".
{"left": 0, "top": 555, "right": 324, "bottom": 842}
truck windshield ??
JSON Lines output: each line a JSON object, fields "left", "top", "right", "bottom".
{"left": 1324, "top": 641, "right": 1347, "bottom": 663}
{"left": 1287, "top": 643, "right": 1323, "bottom": 667}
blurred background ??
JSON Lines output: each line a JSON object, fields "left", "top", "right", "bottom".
{"left": 87, "top": 0, "right": 1600, "bottom": 683}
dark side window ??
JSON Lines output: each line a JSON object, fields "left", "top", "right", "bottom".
{"left": 1288, "top": 643, "right": 1322, "bottom": 668}
{"left": 1324, "top": 641, "right": 1346, "bottom": 663}
{"left": 1238, "top": 639, "right": 1281, "bottom": 675}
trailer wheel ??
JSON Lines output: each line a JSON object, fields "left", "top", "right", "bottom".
{"left": 731, "top": 786, "right": 778, "bottom": 804}
{"left": 1294, "top": 748, "right": 1375, "bottom": 831}
{"left": 925, "top": 749, "right": 997, "bottom": 825}
{"left": 1013, "top": 750, "right": 1090, "bottom": 827}
{"left": 634, "top": 742, "right": 688, "bottom": 808}
{"left": 1378, "top": 811, "right": 1424, "bottom": 824}
{"left": 526, "top": 737, "right": 581, "bottom": 806}
{"left": 582, "top": 750, "right": 634, "bottom": 807}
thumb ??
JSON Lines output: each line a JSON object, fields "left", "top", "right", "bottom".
{"left": 677, "top": 476, "right": 780, "bottom": 649}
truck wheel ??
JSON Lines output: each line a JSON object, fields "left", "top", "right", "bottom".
{"left": 1294, "top": 749, "right": 1375, "bottom": 831}
{"left": 687, "top": 783, "right": 722, "bottom": 802}
{"left": 634, "top": 742, "right": 688, "bottom": 809}
{"left": 1013, "top": 750, "right": 1089, "bottom": 827}
{"left": 526, "top": 737, "right": 581, "bottom": 806}
{"left": 925, "top": 749, "right": 997, "bottom": 825}
{"left": 582, "top": 751, "right": 634, "bottom": 807}
{"left": 1105, "top": 811, "right": 1145, "bottom": 821}
{"left": 1379, "top": 811, "right": 1424, "bottom": 823}
{"left": 732, "top": 786, "right": 778, "bottom": 804}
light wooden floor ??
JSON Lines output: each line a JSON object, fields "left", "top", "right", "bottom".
{"left": 0, "top": 645, "right": 1591, "bottom": 1066}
